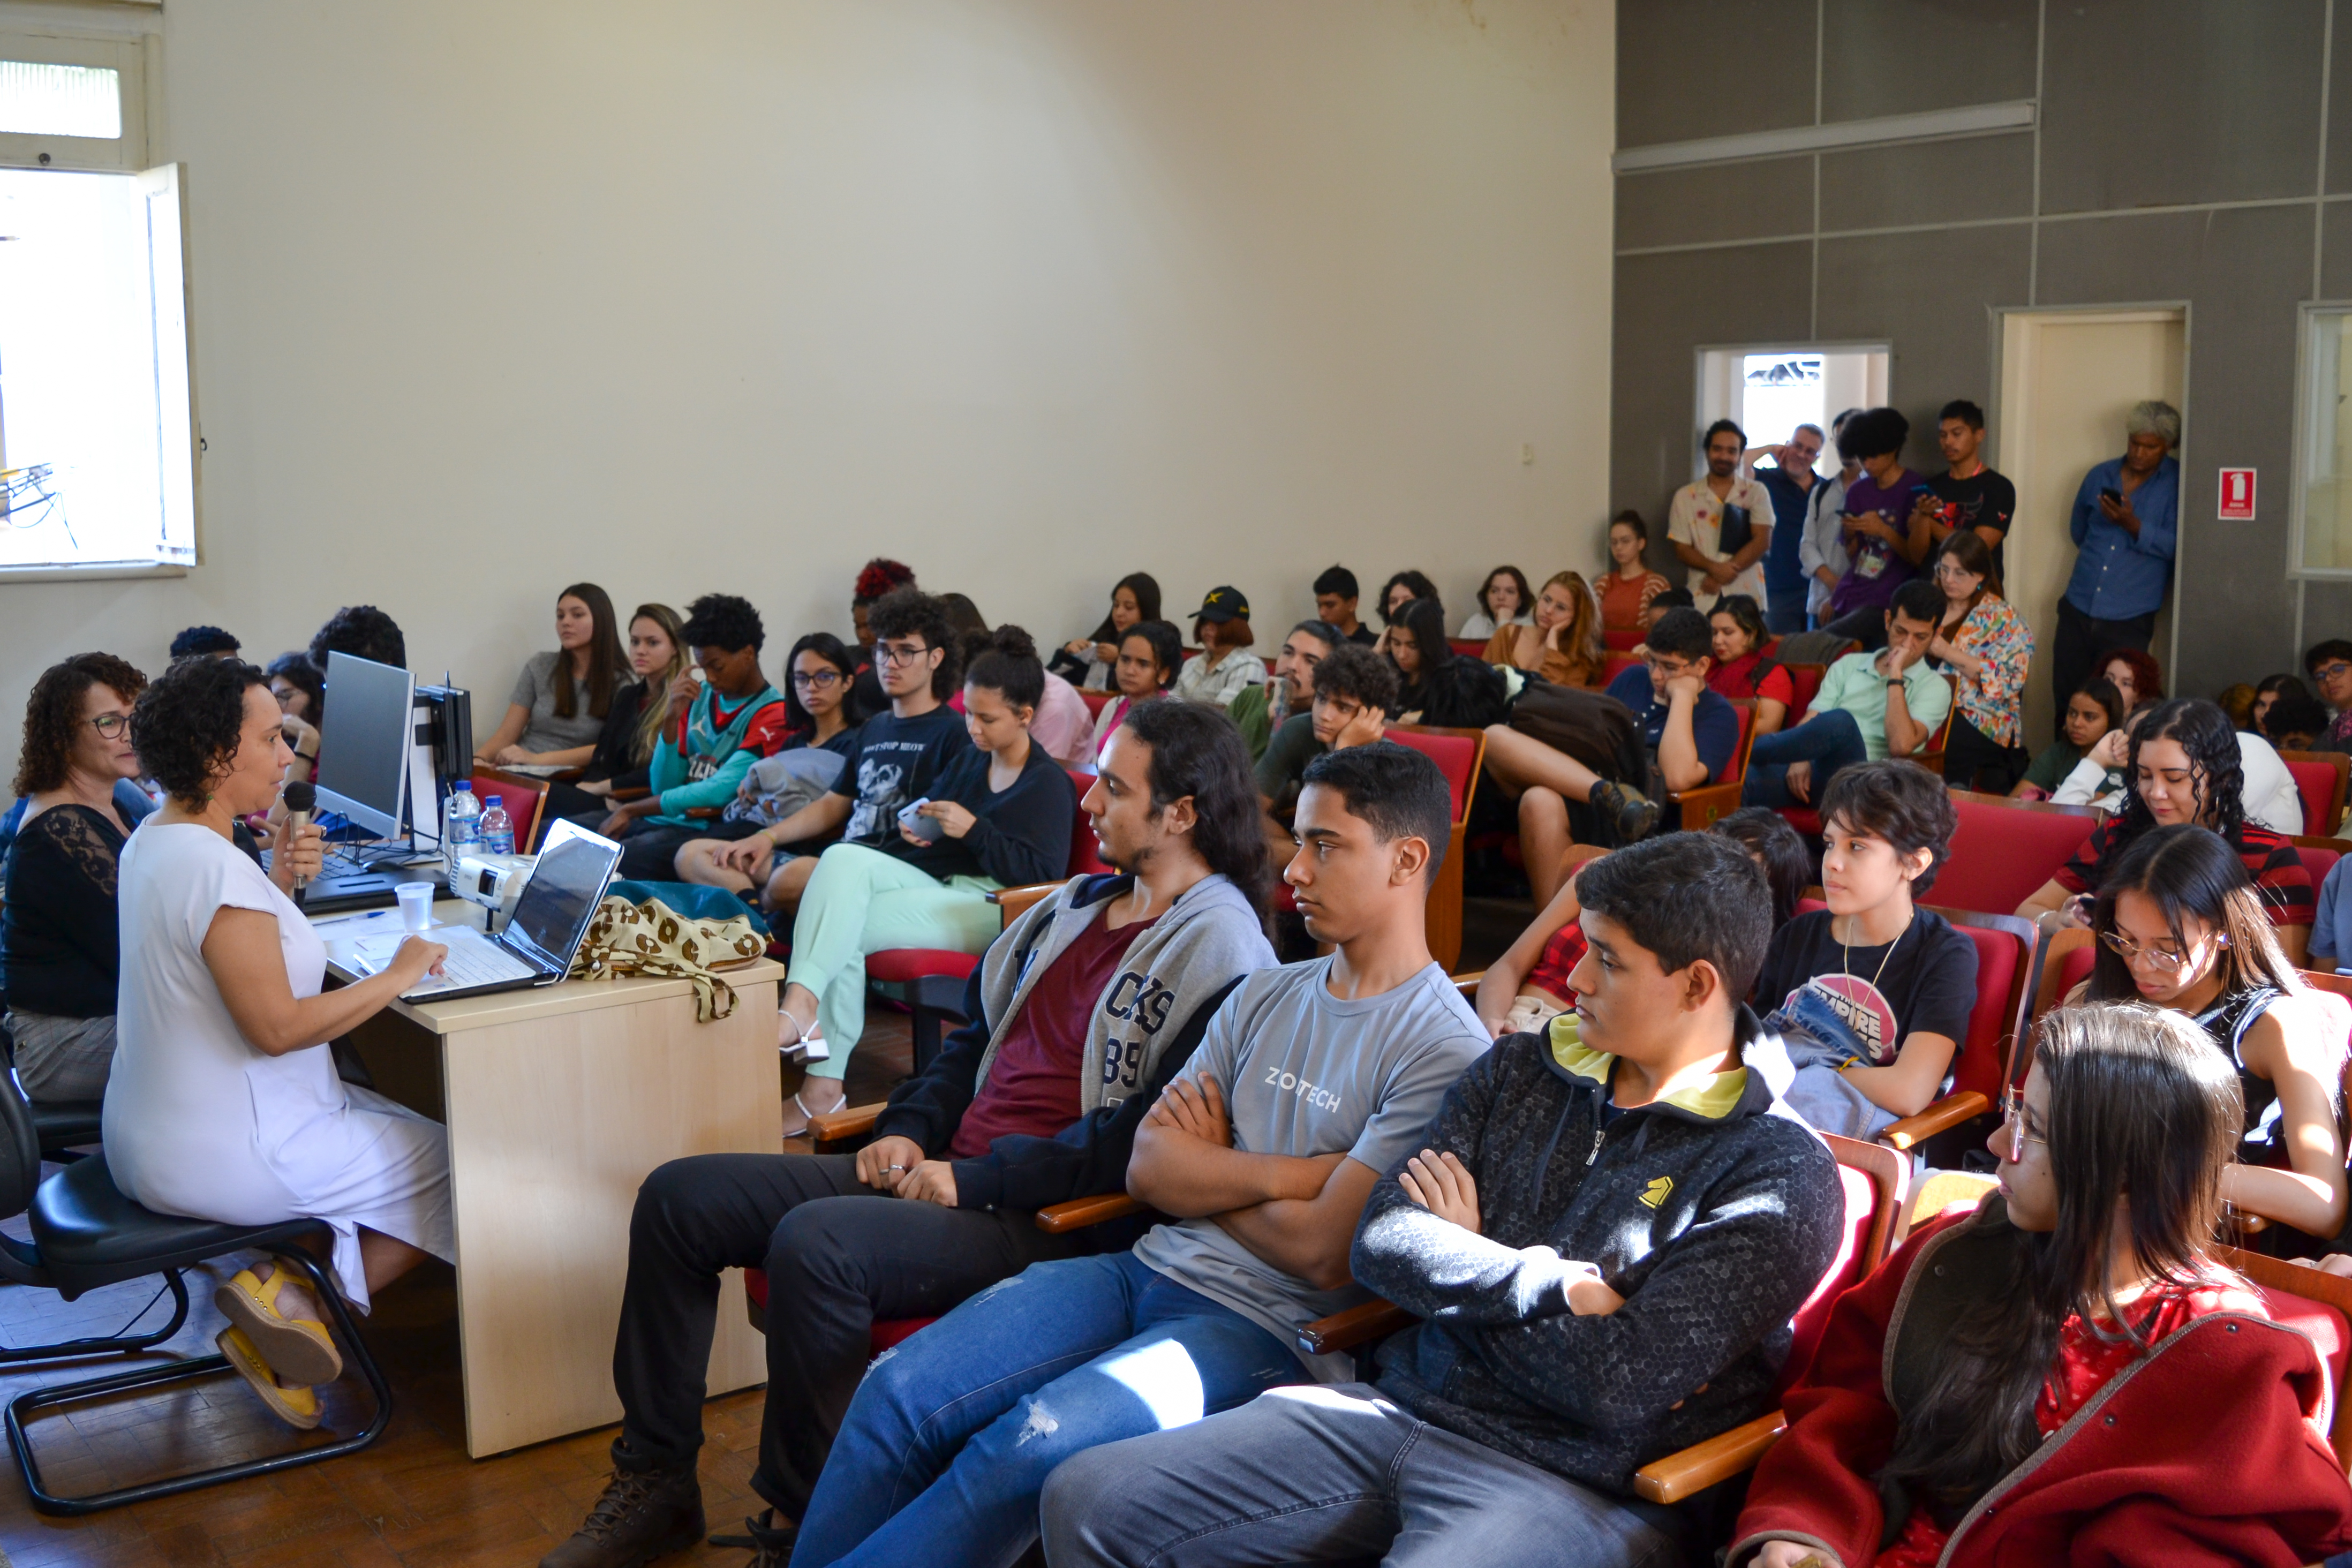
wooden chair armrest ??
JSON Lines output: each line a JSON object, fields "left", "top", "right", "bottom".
{"left": 1667, "top": 780, "right": 1743, "bottom": 831}
{"left": 1878, "top": 1090, "right": 1990, "bottom": 1152}
{"left": 1914, "top": 748, "right": 1948, "bottom": 778}
{"left": 809, "top": 1103, "right": 887, "bottom": 1147}
{"left": 609, "top": 786, "right": 651, "bottom": 803}
{"left": 1296, "top": 1299, "right": 1416, "bottom": 1356}
{"left": 986, "top": 883, "right": 1061, "bottom": 923}
{"left": 1631, "top": 1410, "right": 1788, "bottom": 1505}
{"left": 683, "top": 806, "right": 722, "bottom": 820}
{"left": 1035, "top": 1194, "right": 1144, "bottom": 1233}
{"left": 1452, "top": 970, "right": 1485, "bottom": 999}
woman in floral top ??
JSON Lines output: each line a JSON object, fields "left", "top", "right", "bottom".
{"left": 1927, "top": 530, "right": 2033, "bottom": 791}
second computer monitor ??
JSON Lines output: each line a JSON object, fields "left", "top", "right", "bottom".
{"left": 315, "top": 652, "right": 416, "bottom": 840}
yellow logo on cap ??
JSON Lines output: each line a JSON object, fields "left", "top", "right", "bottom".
{"left": 1638, "top": 1177, "right": 1673, "bottom": 1209}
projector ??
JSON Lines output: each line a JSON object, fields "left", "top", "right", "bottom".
{"left": 450, "top": 851, "right": 534, "bottom": 932}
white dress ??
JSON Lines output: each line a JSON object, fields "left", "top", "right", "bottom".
{"left": 104, "top": 822, "right": 453, "bottom": 1311}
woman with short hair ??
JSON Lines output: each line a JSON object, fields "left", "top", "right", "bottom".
{"left": 1455, "top": 567, "right": 1533, "bottom": 641}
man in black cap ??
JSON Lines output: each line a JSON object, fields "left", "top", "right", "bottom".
{"left": 1172, "top": 586, "right": 1268, "bottom": 707}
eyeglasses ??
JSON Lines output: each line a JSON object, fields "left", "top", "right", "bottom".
{"left": 86, "top": 713, "right": 129, "bottom": 740}
{"left": 2000, "top": 1084, "right": 2046, "bottom": 1163}
{"left": 2317, "top": 661, "right": 2352, "bottom": 684}
{"left": 790, "top": 670, "right": 843, "bottom": 690}
{"left": 1933, "top": 561, "right": 1977, "bottom": 580}
{"left": 1645, "top": 658, "right": 1697, "bottom": 680}
{"left": 875, "top": 642, "right": 932, "bottom": 667}
{"left": 2098, "top": 928, "right": 2202, "bottom": 974}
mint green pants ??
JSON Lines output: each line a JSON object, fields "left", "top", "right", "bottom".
{"left": 785, "top": 842, "right": 1001, "bottom": 1079}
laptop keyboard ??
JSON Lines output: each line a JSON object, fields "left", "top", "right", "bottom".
{"left": 356, "top": 930, "right": 536, "bottom": 993}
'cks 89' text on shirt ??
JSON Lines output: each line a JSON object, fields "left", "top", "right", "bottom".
{"left": 1129, "top": 956, "right": 1489, "bottom": 1378}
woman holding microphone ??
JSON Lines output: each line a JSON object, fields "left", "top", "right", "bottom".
{"left": 107, "top": 657, "right": 454, "bottom": 1429}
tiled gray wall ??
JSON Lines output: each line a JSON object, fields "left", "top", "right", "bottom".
{"left": 1612, "top": 0, "right": 2340, "bottom": 697}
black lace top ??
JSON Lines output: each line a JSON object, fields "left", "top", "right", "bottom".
{"left": 2, "top": 803, "right": 127, "bottom": 1018}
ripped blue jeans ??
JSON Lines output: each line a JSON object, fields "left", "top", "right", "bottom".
{"left": 788, "top": 1249, "right": 1303, "bottom": 1568}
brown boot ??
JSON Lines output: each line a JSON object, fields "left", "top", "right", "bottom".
{"left": 540, "top": 1467, "right": 704, "bottom": 1568}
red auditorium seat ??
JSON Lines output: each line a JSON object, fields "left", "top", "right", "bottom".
{"left": 1449, "top": 638, "right": 1489, "bottom": 660}
{"left": 743, "top": 1269, "right": 937, "bottom": 1353}
{"left": 1385, "top": 726, "right": 1486, "bottom": 974}
{"left": 2282, "top": 751, "right": 2350, "bottom": 838}
{"left": 2296, "top": 837, "right": 2342, "bottom": 896}
{"left": 1602, "top": 627, "right": 1644, "bottom": 652}
{"left": 1933, "top": 792, "right": 2099, "bottom": 916}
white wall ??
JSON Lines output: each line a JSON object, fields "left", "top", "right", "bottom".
{"left": 1, "top": 0, "right": 1614, "bottom": 781}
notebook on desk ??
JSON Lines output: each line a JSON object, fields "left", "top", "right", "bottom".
{"left": 346, "top": 820, "right": 622, "bottom": 1001}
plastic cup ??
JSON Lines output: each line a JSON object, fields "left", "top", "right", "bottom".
{"left": 395, "top": 880, "right": 434, "bottom": 934}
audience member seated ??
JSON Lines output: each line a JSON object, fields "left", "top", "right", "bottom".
{"left": 1169, "top": 587, "right": 1266, "bottom": 707}
{"left": 2259, "top": 684, "right": 2330, "bottom": 753}
{"left": 595, "top": 595, "right": 793, "bottom": 881}
{"left": 4, "top": 653, "right": 153, "bottom": 1104}
{"left": 1818, "top": 407, "right": 1930, "bottom": 650}
{"left": 2219, "top": 680, "right": 2259, "bottom": 730}
{"left": 1927, "top": 530, "right": 2033, "bottom": 792}
{"left": 1456, "top": 564, "right": 1533, "bottom": 639}
{"left": 1028, "top": 662, "right": 1095, "bottom": 770}
{"left": 572, "top": 603, "right": 687, "bottom": 810}
{"left": 308, "top": 603, "right": 406, "bottom": 672}
{"left": 1706, "top": 592, "right": 1795, "bottom": 736}
{"left": 2049, "top": 697, "right": 2152, "bottom": 814}
{"left": 537, "top": 701, "right": 1277, "bottom": 1568}
{"left": 1256, "top": 642, "right": 1397, "bottom": 862}
{"left": 2019, "top": 697, "right": 2314, "bottom": 963}
{"left": 1752, "top": 762, "right": 1976, "bottom": 1141}
{"left": 1597, "top": 510, "right": 1671, "bottom": 636}
{"left": 1375, "top": 569, "right": 1437, "bottom": 637}
{"left": 1044, "top": 831, "right": 1845, "bottom": 1568}
{"left": 1226, "top": 619, "right": 1337, "bottom": 763}
{"left": 1483, "top": 568, "right": 1605, "bottom": 689}
{"left": 1473, "top": 805, "right": 1806, "bottom": 1040}
{"left": 2306, "top": 637, "right": 2352, "bottom": 753}
{"left": 1312, "top": 563, "right": 1378, "bottom": 646}
{"left": 1386, "top": 598, "right": 1507, "bottom": 729}
{"left": 108, "top": 655, "right": 439, "bottom": 1432}
{"left": 1050, "top": 571, "right": 1158, "bottom": 692}
{"left": 476, "top": 583, "right": 629, "bottom": 818}
{"left": 2078, "top": 824, "right": 2346, "bottom": 1243}
{"left": 1085, "top": 620, "right": 1183, "bottom": 766}
{"left": 2251, "top": 673, "right": 2310, "bottom": 736}
{"left": 2313, "top": 853, "right": 2352, "bottom": 976}
{"left": 170, "top": 625, "right": 242, "bottom": 661}
{"left": 669, "top": 632, "right": 866, "bottom": 885}
{"left": 2236, "top": 723, "right": 2310, "bottom": 835}
{"left": 773, "top": 627, "right": 1074, "bottom": 1131}
{"left": 1483, "top": 607, "right": 1741, "bottom": 906}
{"left": 693, "top": 589, "right": 972, "bottom": 921}
{"left": 1670, "top": 418, "right": 1777, "bottom": 610}
{"left": 847, "top": 558, "right": 918, "bottom": 712}
{"left": 2014, "top": 677, "right": 2122, "bottom": 800}
{"left": 264, "top": 651, "right": 325, "bottom": 787}
{"left": 1733, "top": 1002, "right": 2352, "bottom": 1568}
{"left": 1741, "top": 579, "right": 1953, "bottom": 809}
{"left": 782, "top": 743, "right": 1486, "bottom": 1568}
{"left": 2100, "top": 644, "right": 2162, "bottom": 714}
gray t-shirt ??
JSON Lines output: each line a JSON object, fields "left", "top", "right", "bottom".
{"left": 509, "top": 650, "right": 608, "bottom": 755}
{"left": 1131, "top": 956, "right": 1488, "bottom": 1379}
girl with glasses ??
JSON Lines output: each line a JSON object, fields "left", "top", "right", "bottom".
{"left": 1737, "top": 1001, "right": 2352, "bottom": 1568}
{"left": 2077, "top": 823, "right": 2347, "bottom": 1244}
{"left": 1926, "top": 529, "right": 2034, "bottom": 792}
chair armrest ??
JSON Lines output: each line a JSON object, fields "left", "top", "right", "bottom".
{"left": 809, "top": 1103, "right": 886, "bottom": 1148}
{"left": 1631, "top": 1411, "right": 1788, "bottom": 1505}
{"left": 1878, "top": 1090, "right": 1990, "bottom": 1152}
{"left": 609, "top": 786, "right": 651, "bottom": 803}
{"left": 1035, "top": 1194, "right": 1144, "bottom": 1233}
{"left": 683, "top": 806, "right": 722, "bottom": 820}
{"left": 986, "top": 883, "right": 1060, "bottom": 923}
{"left": 1452, "top": 970, "right": 1484, "bottom": 999}
{"left": 1296, "top": 1299, "right": 1416, "bottom": 1356}
{"left": 1667, "top": 780, "right": 1742, "bottom": 831}
{"left": 1913, "top": 748, "right": 1947, "bottom": 778}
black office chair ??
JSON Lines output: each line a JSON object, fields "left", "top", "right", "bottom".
{"left": 0, "top": 1070, "right": 392, "bottom": 1514}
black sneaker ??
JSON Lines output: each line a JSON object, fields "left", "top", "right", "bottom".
{"left": 1588, "top": 780, "right": 1661, "bottom": 846}
{"left": 541, "top": 1468, "right": 705, "bottom": 1568}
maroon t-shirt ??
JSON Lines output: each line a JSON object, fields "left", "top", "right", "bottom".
{"left": 949, "top": 909, "right": 1159, "bottom": 1160}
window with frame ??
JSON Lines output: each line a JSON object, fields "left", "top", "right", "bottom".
{"left": 2296, "top": 308, "right": 2352, "bottom": 574}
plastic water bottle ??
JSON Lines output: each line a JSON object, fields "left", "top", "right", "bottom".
{"left": 444, "top": 785, "right": 483, "bottom": 877}
{"left": 480, "top": 799, "right": 514, "bottom": 857}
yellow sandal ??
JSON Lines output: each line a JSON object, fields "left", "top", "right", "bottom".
{"left": 216, "top": 1326, "right": 323, "bottom": 1430}
{"left": 214, "top": 1262, "right": 343, "bottom": 1386}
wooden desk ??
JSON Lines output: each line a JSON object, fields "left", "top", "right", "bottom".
{"left": 316, "top": 904, "right": 782, "bottom": 1457}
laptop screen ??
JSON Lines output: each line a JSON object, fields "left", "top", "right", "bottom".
{"left": 507, "top": 823, "right": 621, "bottom": 968}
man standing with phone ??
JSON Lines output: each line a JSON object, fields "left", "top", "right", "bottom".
{"left": 2052, "top": 401, "right": 2181, "bottom": 737}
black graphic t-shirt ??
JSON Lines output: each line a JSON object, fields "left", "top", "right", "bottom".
{"left": 1929, "top": 468, "right": 2018, "bottom": 584}
{"left": 831, "top": 707, "right": 974, "bottom": 843}
{"left": 1753, "top": 907, "right": 1978, "bottom": 1066}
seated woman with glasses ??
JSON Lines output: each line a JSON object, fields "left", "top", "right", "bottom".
{"left": 2071, "top": 823, "right": 2347, "bottom": 1245}
{"left": 1926, "top": 530, "right": 2034, "bottom": 793}
{"left": 1735, "top": 1000, "right": 2352, "bottom": 1568}
{"left": 670, "top": 632, "right": 867, "bottom": 890}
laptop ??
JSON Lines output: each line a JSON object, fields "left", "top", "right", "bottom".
{"left": 346, "top": 820, "right": 623, "bottom": 1001}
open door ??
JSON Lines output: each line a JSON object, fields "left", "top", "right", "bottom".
{"left": 1995, "top": 308, "right": 2187, "bottom": 746}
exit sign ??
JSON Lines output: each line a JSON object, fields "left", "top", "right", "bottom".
{"left": 2219, "top": 468, "right": 2257, "bottom": 521}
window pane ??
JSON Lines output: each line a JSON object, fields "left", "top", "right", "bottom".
{"left": 1740, "top": 353, "right": 1827, "bottom": 475}
{"left": 0, "top": 61, "right": 121, "bottom": 139}
{"left": 2301, "top": 313, "right": 2352, "bottom": 571}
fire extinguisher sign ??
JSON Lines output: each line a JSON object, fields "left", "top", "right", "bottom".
{"left": 2219, "top": 468, "right": 2257, "bottom": 522}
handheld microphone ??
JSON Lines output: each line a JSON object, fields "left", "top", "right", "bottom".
{"left": 282, "top": 780, "right": 316, "bottom": 893}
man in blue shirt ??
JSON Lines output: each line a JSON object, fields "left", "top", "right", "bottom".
{"left": 1747, "top": 423, "right": 1825, "bottom": 635}
{"left": 2052, "top": 400, "right": 2180, "bottom": 740}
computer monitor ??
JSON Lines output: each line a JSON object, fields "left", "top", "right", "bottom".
{"left": 315, "top": 652, "right": 416, "bottom": 840}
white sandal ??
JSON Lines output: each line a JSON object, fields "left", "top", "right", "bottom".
{"left": 781, "top": 1085, "right": 847, "bottom": 1139}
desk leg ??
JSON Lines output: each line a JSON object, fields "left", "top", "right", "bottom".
{"left": 439, "top": 978, "right": 781, "bottom": 1457}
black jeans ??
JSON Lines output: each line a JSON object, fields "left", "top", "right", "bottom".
{"left": 608, "top": 1152, "right": 1081, "bottom": 1517}
{"left": 2052, "top": 598, "right": 2155, "bottom": 741}
{"left": 1942, "top": 711, "right": 2027, "bottom": 794}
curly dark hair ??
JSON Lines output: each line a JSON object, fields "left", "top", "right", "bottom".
{"left": 1820, "top": 759, "right": 1960, "bottom": 895}
{"left": 2114, "top": 698, "right": 2246, "bottom": 850}
{"left": 310, "top": 605, "right": 406, "bottom": 670}
{"left": 1376, "top": 570, "right": 1438, "bottom": 628}
{"left": 132, "top": 656, "right": 270, "bottom": 809}
{"left": 1311, "top": 642, "right": 1399, "bottom": 713}
{"left": 13, "top": 652, "right": 149, "bottom": 797}
{"left": 169, "top": 625, "right": 240, "bottom": 659}
{"left": 868, "top": 586, "right": 963, "bottom": 699}
{"left": 1121, "top": 696, "right": 1272, "bottom": 921}
{"left": 680, "top": 592, "right": 765, "bottom": 657}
